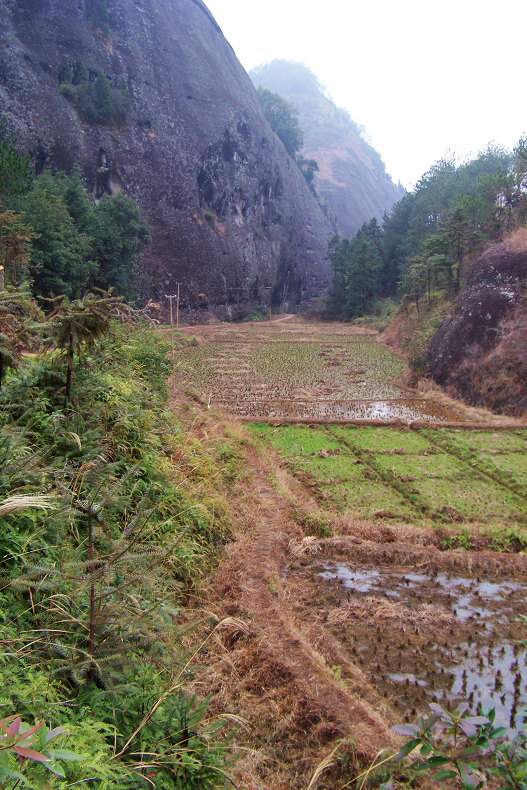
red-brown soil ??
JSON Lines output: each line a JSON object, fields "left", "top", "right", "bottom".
{"left": 427, "top": 230, "right": 527, "bottom": 415}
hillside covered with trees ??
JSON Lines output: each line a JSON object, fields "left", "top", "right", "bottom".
{"left": 323, "top": 141, "right": 527, "bottom": 413}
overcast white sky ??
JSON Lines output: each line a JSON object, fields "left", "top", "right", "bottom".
{"left": 204, "top": 0, "right": 526, "bottom": 189}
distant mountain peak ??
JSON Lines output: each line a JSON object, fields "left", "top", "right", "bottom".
{"left": 250, "top": 59, "right": 404, "bottom": 236}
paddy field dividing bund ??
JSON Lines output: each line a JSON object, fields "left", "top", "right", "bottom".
{"left": 173, "top": 318, "right": 527, "bottom": 789}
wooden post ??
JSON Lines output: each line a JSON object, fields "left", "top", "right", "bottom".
{"left": 176, "top": 282, "right": 180, "bottom": 329}
{"left": 264, "top": 285, "right": 272, "bottom": 324}
{"left": 165, "top": 293, "right": 179, "bottom": 370}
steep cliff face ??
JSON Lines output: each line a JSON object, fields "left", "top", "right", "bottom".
{"left": 250, "top": 61, "right": 404, "bottom": 238}
{"left": 0, "top": 0, "right": 333, "bottom": 317}
{"left": 426, "top": 231, "right": 527, "bottom": 415}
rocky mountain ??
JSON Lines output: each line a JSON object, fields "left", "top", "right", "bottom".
{"left": 427, "top": 231, "right": 527, "bottom": 415}
{"left": 250, "top": 61, "right": 404, "bottom": 237}
{"left": 0, "top": 0, "right": 333, "bottom": 318}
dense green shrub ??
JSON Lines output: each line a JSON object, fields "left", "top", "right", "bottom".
{"left": 60, "top": 60, "right": 131, "bottom": 125}
{"left": 0, "top": 316, "right": 235, "bottom": 787}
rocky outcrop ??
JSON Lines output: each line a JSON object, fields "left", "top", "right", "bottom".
{"left": 250, "top": 60, "right": 404, "bottom": 237}
{"left": 0, "top": 0, "right": 333, "bottom": 317}
{"left": 427, "top": 233, "right": 527, "bottom": 414}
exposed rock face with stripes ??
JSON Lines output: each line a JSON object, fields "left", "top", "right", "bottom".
{"left": 0, "top": 0, "right": 334, "bottom": 318}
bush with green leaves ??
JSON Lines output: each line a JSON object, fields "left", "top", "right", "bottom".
{"left": 0, "top": 714, "right": 82, "bottom": 787}
{"left": 384, "top": 703, "right": 527, "bottom": 790}
{"left": 0, "top": 315, "right": 236, "bottom": 787}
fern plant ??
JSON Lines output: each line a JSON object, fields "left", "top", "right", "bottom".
{"left": 46, "top": 290, "right": 122, "bottom": 402}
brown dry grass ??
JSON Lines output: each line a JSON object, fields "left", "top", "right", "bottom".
{"left": 464, "top": 306, "right": 527, "bottom": 416}
{"left": 506, "top": 226, "right": 527, "bottom": 253}
{"left": 170, "top": 393, "right": 400, "bottom": 788}
{"left": 414, "top": 378, "right": 526, "bottom": 427}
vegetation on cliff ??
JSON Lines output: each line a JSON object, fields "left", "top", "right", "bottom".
{"left": 59, "top": 61, "right": 131, "bottom": 126}
{"left": 255, "top": 85, "right": 320, "bottom": 194}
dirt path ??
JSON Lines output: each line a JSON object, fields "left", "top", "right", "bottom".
{"left": 172, "top": 395, "right": 397, "bottom": 788}
{"left": 207, "top": 446, "right": 397, "bottom": 784}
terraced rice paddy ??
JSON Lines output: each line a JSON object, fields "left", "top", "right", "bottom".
{"left": 178, "top": 318, "right": 526, "bottom": 532}
{"left": 178, "top": 319, "right": 527, "bottom": 747}
{"left": 248, "top": 418, "right": 527, "bottom": 731}
{"left": 177, "top": 320, "right": 468, "bottom": 422}
{"left": 249, "top": 423, "right": 527, "bottom": 529}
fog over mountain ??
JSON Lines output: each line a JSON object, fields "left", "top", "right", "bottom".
{"left": 251, "top": 60, "right": 405, "bottom": 237}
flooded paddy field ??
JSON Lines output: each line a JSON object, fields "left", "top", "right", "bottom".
{"left": 176, "top": 320, "right": 472, "bottom": 423}
{"left": 318, "top": 563, "right": 527, "bottom": 728}
{"left": 285, "top": 546, "right": 527, "bottom": 731}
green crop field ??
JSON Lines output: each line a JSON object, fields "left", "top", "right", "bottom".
{"left": 248, "top": 423, "right": 527, "bottom": 536}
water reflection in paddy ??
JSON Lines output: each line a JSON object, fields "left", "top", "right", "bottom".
{"left": 223, "top": 398, "right": 463, "bottom": 423}
{"left": 317, "top": 562, "right": 527, "bottom": 729}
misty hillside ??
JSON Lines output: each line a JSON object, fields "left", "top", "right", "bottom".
{"left": 250, "top": 60, "right": 404, "bottom": 237}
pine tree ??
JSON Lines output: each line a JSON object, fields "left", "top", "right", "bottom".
{"left": 92, "top": 0, "right": 109, "bottom": 33}
{"left": 63, "top": 165, "right": 93, "bottom": 232}
{"left": 93, "top": 71, "right": 114, "bottom": 124}
{"left": 23, "top": 172, "right": 96, "bottom": 299}
{"left": 47, "top": 290, "right": 120, "bottom": 402}
{"left": 73, "top": 59, "right": 89, "bottom": 85}
{"left": 91, "top": 193, "right": 151, "bottom": 301}
{"left": 345, "top": 236, "right": 380, "bottom": 318}
{"left": 60, "top": 63, "right": 73, "bottom": 84}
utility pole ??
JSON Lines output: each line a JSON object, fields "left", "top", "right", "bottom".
{"left": 165, "top": 290, "right": 181, "bottom": 368}
{"left": 264, "top": 285, "right": 272, "bottom": 323}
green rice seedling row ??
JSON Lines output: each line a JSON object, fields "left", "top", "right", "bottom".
{"left": 248, "top": 422, "right": 527, "bottom": 534}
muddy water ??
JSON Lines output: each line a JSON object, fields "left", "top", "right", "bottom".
{"left": 316, "top": 563, "right": 527, "bottom": 729}
{"left": 220, "top": 398, "right": 463, "bottom": 423}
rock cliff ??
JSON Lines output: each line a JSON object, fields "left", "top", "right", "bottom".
{"left": 250, "top": 60, "right": 404, "bottom": 237}
{"left": 427, "top": 231, "right": 527, "bottom": 415}
{"left": 0, "top": 0, "right": 333, "bottom": 317}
